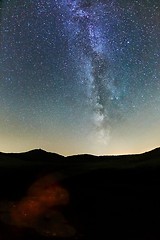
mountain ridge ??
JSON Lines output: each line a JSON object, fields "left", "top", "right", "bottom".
{"left": 1, "top": 146, "right": 160, "bottom": 158}
{"left": 0, "top": 147, "right": 159, "bottom": 170}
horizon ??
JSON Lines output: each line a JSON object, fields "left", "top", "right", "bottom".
{"left": 1, "top": 146, "right": 159, "bottom": 157}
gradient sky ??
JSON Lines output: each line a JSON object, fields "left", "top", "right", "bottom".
{"left": 0, "top": 0, "right": 160, "bottom": 156}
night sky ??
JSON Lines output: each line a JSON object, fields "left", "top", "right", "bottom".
{"left": 0, "top": 0, "right": 160, "bottom": 156}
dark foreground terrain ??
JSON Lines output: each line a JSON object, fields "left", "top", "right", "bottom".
{"left": 0, "top": 148, "right": 160, "bottom": 239}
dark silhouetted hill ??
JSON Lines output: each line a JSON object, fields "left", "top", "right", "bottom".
{"left": 0, "top": 147, "right": 160, "bottom": 239}
{"left": 7, "top": 148, "right": 64, "bottom": 162}
{"left": 0, "top": 147, "right": 160, "bottom": 170}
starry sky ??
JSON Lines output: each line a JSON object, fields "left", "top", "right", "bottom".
{"left": 0, "top": 0, "right": 160, "bottom": 156}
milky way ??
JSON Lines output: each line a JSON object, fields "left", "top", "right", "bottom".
{"left": 56, "top": 0, "right": 119, "bottom": 145}
{"left": 0, "top": 0, "right": 160, "bottom": 155}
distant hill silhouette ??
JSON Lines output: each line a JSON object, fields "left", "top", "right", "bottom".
{"left": 0, "top": 147, "right": 160, "bottom": 240}
{"left": 7, "top": 148, "right": 64, "bottom": 161}
{"left": 142, "top": 147, "right": 160, "bottom": 157}
{"left": 0, "top": 147, "right": 160, "bottom": 170}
